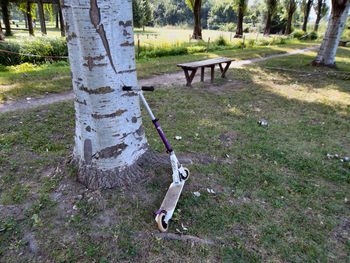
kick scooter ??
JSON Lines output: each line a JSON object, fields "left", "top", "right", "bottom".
{"left": 123, "top": 86, "right": 190, "bottom": 232}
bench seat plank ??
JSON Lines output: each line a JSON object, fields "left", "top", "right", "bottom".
{"left": 177, "top": 58, "right": 234, "bottom": 69}
{"left": 177, "top": 57, "right": 234, "bottom": 86}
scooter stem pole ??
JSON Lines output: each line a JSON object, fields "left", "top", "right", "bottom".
{"left": 139, "top": 92, "right": 173, "bottom": 153}
{"left": 139, "top": 92, "right": 156, "bottom": 120}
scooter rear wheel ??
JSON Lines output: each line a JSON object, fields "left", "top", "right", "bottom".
{"left": 157, "top": 211, "right": 168, "bottom": 232}
{"left": 180, "top": 167, "right": 190, "bottom": 181}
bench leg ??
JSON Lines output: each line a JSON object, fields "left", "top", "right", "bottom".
{"left": 210, "top": 65, "right": 215, "bottom": 84}
{"left": 219, "top": 62, "right": 231, "bottom": 78}
{"left": 183, "top": 68, "right": 197, "bottom": 87}
{"left": 201, "top": 67, "right": 204, "bottom": 82}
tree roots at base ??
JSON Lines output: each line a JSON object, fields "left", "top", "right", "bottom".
{"left": 73, "top": 146, "right": 170, "bottom": 190}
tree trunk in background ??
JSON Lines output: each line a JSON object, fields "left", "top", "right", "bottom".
{"left": 285, "top": 10, "right": 294, "bottom": 35}
{"left": 314, "top": 0, "right": 325, "bottom": 32}
{"left": 264, "top": 10, "right": 272, "bottom": 35}
{"left": 1, "top": 0, "right": 12, "bottom": 36}
{"left": 192, "top": 0, "right": 202, "bottom": 39}
{"left": 61, "top": 0, "right": 153, "bottom": 189}
{"left": 235, "top": 4, "right": 244, "bottom": 38}
{"left": 56, "top": 11, "right": 59, "bottom": 28}
{"left": 312, "top": 0, "right": 350, "bottom": 67}
{"left": 37, "top": 0, "right": 47, "bottom": 35}
{"left": 302, "top": 0, "right": 313, "bottom": 31}
{"left": 0, "top": 20, "right": 4, "bottom": 41}
{"left": 23, "top": 11, "right": 28, "bottom": 28}
{"left": 58, "top": 2, "right": 65, "bottom": 37}
{"left": 26, "top": 0, "right": 34, "bottom": 36}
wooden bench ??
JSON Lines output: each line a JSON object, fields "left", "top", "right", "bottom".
{"left": 177, "top": 57, "right": 234, "bottom": 86}
{"left": 339, "top": 40, "right": 349, "bottom": 47}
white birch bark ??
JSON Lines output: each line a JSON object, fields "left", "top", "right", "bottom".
{"left": 60, "top": 0, "right": 149, "bottom": 189}
{"left": 312, "top": 0, "right": 350, "bottom": 67}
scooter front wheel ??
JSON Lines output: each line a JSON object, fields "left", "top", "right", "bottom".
{"left": 180, "top": 167, "right": 190, "bottom": 181}
{"left": 157, "top": 211, "right": 168, "bottom": 232}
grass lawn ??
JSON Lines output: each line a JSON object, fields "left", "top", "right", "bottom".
{"left": 0, "top": 47, "right": 349, "bottom": 262}
{"left": 0, "top": 42, "right": 319, "bottom": 103}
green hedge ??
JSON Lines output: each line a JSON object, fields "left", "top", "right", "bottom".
{"left": 0, "top": 34, "right": 309, "bottom": 66}
{"left": 0, "top": 37, "right": 68, "bottom": 66}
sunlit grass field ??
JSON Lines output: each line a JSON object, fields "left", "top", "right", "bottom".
{"left": 0, "top": 46, "right": 349, "bottom": 262}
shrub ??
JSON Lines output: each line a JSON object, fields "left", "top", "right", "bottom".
{"left": 215, "top": 35, "right": 228, "bottom": 46}
{"left": 0, "top": 41, "right": 21, "bottom": 66}
{"left": 187, "top": 46, "right": 206, "bottom": 54}
{"left": 0, "top": 37, "right": 68, "bottom": 66}
{"left": 292, "top": 30, "right": 305, "bottom": 39}
{"left": 248, "top": 39, "right": 256, "bottom": 47}
{"left": 309, "top": 31, "right": 318, "bottom": 40}
{"left": 219, "top": 23, "right": 236, "bottom": 32}
{"left": 273, "top": 37, "right": 287, "bottom": 45}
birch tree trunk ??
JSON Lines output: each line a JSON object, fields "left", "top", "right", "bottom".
{"left": 60, "top": 0, "right": 153, "bottom": 189}
{"left": 311, "top": 0, "right": 350, "bottom": 67}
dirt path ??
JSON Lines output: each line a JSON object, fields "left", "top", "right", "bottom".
{"left": 0, "top": 46, "right": 318, "bottom": 114}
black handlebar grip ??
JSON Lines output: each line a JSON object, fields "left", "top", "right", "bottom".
{"left": 141, "top": 86, "right": 154, "bottom": 91}
{"left": 122, "top": 86, "right": 132, "bottom": 91}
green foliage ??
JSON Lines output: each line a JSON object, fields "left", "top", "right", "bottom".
{"left": 219, "top": 22, "right": 236, "bottom": 32}
{"left": 0, "top": 37, "right": 67, "bottom": 66}
{"left": 292, "top": 30, "right": 318, "bottom": 40}
{"left": 215, "top": 35, "right": 228, "bottom": 46}
{"left": 292, "top": 29, "right": 305, "bottom": 39}
{"left": 132, "top": 0, "right": 154, "bottom": 28}
{"left": 208, "top": 0, "right": 238, "bottom": 30}
{"left": 265, "top": 0, "right": 279, "bottom": 16}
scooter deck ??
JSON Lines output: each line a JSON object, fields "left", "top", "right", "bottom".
{"left": 159, "top": 182, "right": 184, "bottom": 212}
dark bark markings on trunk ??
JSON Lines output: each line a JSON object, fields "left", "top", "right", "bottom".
{"left": 89, "top": 0, "right": 117, "bottom": 74}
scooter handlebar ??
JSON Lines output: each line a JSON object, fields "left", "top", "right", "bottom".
{"left": 141, "top": 86, "right": 154, "bottom": 91}
{"left": 122, "top": 86, "right": 154, "bottom": 91}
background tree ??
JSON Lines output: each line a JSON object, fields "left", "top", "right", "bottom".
{"left": 313, "top": 0, "right": 329, "bottom": 32}
{"left": 301, "top": 0, "right": 313, "bottom": 31}
{"left": 132, "top": 0, "right": 153, "bottom": 29}
{"left": 25, "top": 0, "right": 34, "bottom": 36}
{"left": 264, "top": 0, "right": 279, "bottom": 35}
{"left": 1, "top": 0, "right": 12, "bottom": 36}
{"left": 37, "top": 0, "right": 47, "bottom": 35}
{"left": 187, "top": 0, "right": 203, "bottom": 39}
{"left": 208, "top": 0, "right": 237, "bottom": 30}
{"left": 284, "top": 0, "right": 297, "bottom": 35}
{"left": 141, "top": 0, "right": 153, "bottom": 29}
{"left": 312, "top": 0, "right": 350, "bottom": 67}
{"left": 61, "top": 0, "right": 155, "bottom": 189}
{"left": 234, "top": 0, "right": 248, "bottom": 37}
{"left": 0, "top": 19, "right": 4, "bottom": 41}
